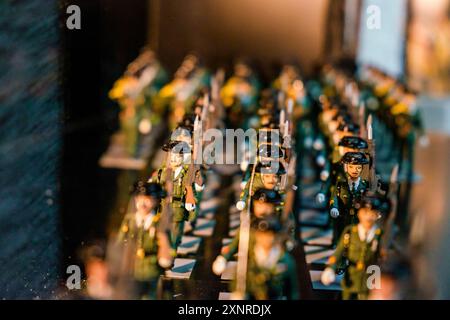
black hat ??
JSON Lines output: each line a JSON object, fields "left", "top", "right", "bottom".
{"left": 162, "top": 140, "right": 191, "bottom": 154}
{"left": 258, "top": 143, "right": 284, "bottom": 159}
{"left": 251, "top": 216, "right": 282, "bottom": 233}
{"left": 252, "top": 188, "right": 283, "bottom": 205}
{"left": 172, "top": 126, "right": 193, "bottom": 140}
{"left": 337, "top": 122, "right": 360, "bottom": 133}
{"left": 341, "top": 152, "right": 369, "bottom": 165}
{"left": 182, "top": 113, "right": 196, "bottom": 127}
{"left": 356, "top": 194, "right": 384, "bottom": 211}
{"left": 338, "top": 136, "right": 368, "bottom": 149}
{"left": 255, "top": 162, "right": 286, "bottom": 175}
{"left": 131, "top": 180, "right": 166, "bottom": 198}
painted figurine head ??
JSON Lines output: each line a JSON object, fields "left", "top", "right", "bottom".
{"left": 162, "top": 140, "right": 191, "bottom": 169}
{"left": 131, "top": 181, "right": 166, "bottom": 215}
{"left": 357, "top": 195, "right": 383, "bottom": 229}
{"left": 338, "top": 136, "right": 368, "bottom": 155}
{"left": 256, "top": 162, "right": 286, "bottom": 190}
{"left": 341, "top": 152, "right": 369, "bottom": 180}
{"left": 252, "top": 216, "right": 282, "bottom": 251}
{"left": 251, "top": 188, "right": 282, "bottom": 219}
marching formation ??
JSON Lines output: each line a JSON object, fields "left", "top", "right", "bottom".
{"left": 95, "top": 49, "right": 423, "bottom": 300}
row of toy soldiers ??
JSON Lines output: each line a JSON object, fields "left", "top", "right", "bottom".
{"left": 212, "top": 64, "right": 314, "bottom": 300}
{"left": 111, "top": 56, "right": 401, "bottom": 300}
{"left": 109, "top": 50, "right": 209, "bottom": 158}
{"left": 109, "top": 51, "right": 267, "bottom": 159}
{"left": 108, "top": 49, "right": 315, "bottom": 160}
{"left": 113, "top": 60, "right": 313, "bottom": 300}
{"left": 305, "top": 62, "right": 406, "bottom": 299}
{"left": 317, "top": 62, "right": 427, "bottom": 226}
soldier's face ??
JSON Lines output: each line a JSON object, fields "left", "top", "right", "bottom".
{"left": 135, "top": 195, "right": 157, "bottom": 214}
{"left": 261, "top": 173, "right": 279, "bottom": 189}
{"left": 347, "top": 164, "right": 363, "bottom": 179}
{"left": 255, "top": 231, "right": 276, "bottom": 251}
{"left": 358, "top": 208, "right": 378, "bottom": 228}
{"left": 170, "top": 152, "right": 184, "bottom": 168}
{"left": 253, "top": 200, "right": 275, "bottom": 218}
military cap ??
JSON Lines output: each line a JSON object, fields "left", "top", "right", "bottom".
{"left": 337, "top": 122, "right": 360, "bottom": 133}
{"left": 162, "top": 140, "right": 191, "bottom": 154}
{"left": 356, "top": 192, "right": 390, "bottom": 213}
{"left": 252, "top": 188, "right": 283, "bottom": 205}
{"left": 338, "top": 136, "right": 368, "bottom": 149}
{"left": 357, "top": 194, "right": 383, "bottom": 210}
{"left": 341, "top": 152, "right": 369, "bottom": 165}
{"left": 258, "top": 143, "right": 284, "bottom": 159}
{"left": 255, "top": 162, "right": 286, "bottom": 175}
{"left": 172, "top": 126, "right": 193, "bottom": 141}
{"left": 131, "top": 180, "right": 166, "bottom": 198}
{"left": 251, "top": 216, "right": 282, "bottom": 233}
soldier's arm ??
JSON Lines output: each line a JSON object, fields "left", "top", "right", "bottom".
{"left": 329, "top": 183, "right": 339, "bottom": 211}
{"left": 318, "top": 158, "right": 332, "bottom": 195}
{"left": 327, "top": 226, "right": 350, "bottom": 271}
{"left": 222, "top": 232, "right": 240, "bottom": 261}
{"left": 117, "top": 215, "right": 131, "bottom": 243}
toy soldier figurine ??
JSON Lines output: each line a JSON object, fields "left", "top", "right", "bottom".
{"left": 220, "top": 59, "right": 261, "bottom": 129}
{"left": 150, "top": 141, "right": 204, "bottom": 251}
{"left": 316, "top": 136, "right": 368, "bottom": 204}
{"left": 154, "top": 54, "right": 210, "bottom": 130}
{"left": 321, "top": 195, "right": 384, "bottom": 300}
{"left": 109, "top": 48, "right": 168, "bottom": 157}
{"left": 234, "top": 216, "right": 299, "bottom": 300}
{"left": 329, "top": 152, "right": 369, "bottom": 245}
{"left": 117, "top": 180, "right": 171, "bottom": 299}
{"left": 237, "top": 161, "right": 286, "bottom": 212}
{"left": 212, "top": 188, "right": 283, "bottom": 276}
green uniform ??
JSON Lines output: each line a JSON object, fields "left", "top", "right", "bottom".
{"left": 231, "top": 233, "right": 299, "bottom": 300}
{"left": 117, "top": 211, "right": 163, "bottom": 299}
{"left": 111, "top": 64, "right": 169, "bottom": 158}
{"left": 328, "top": 225, "right": 382, "bottom": 300}
{"left": 319, "top": 160, "right": 346, "bottom": 202}
{"left": 330, "top": 175, "right": 368, "bottom": 245}
{"left": 153, "top": 165, "right": 199, "bottom": 250}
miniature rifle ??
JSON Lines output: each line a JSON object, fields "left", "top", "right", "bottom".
{"left": 185, "top": 94, "right": 209, "bottom": 206}
{"left": 156, "top": 151, "right": 174, "bottom": 266}
{"left": 359, "top": 102, "right": 367, "bottom": 140}
{"left": 381, "top": 164, "right": 399, "bottom": 251}
{"left": 235, "top": 157, "right": 258, "bottom": 299}
{"left": 367, "top": 115, "right": 378, "bottom": 192}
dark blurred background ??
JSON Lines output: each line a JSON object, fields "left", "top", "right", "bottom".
{"left": 60, "top": 0, "right": 148, "bottom": 283}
